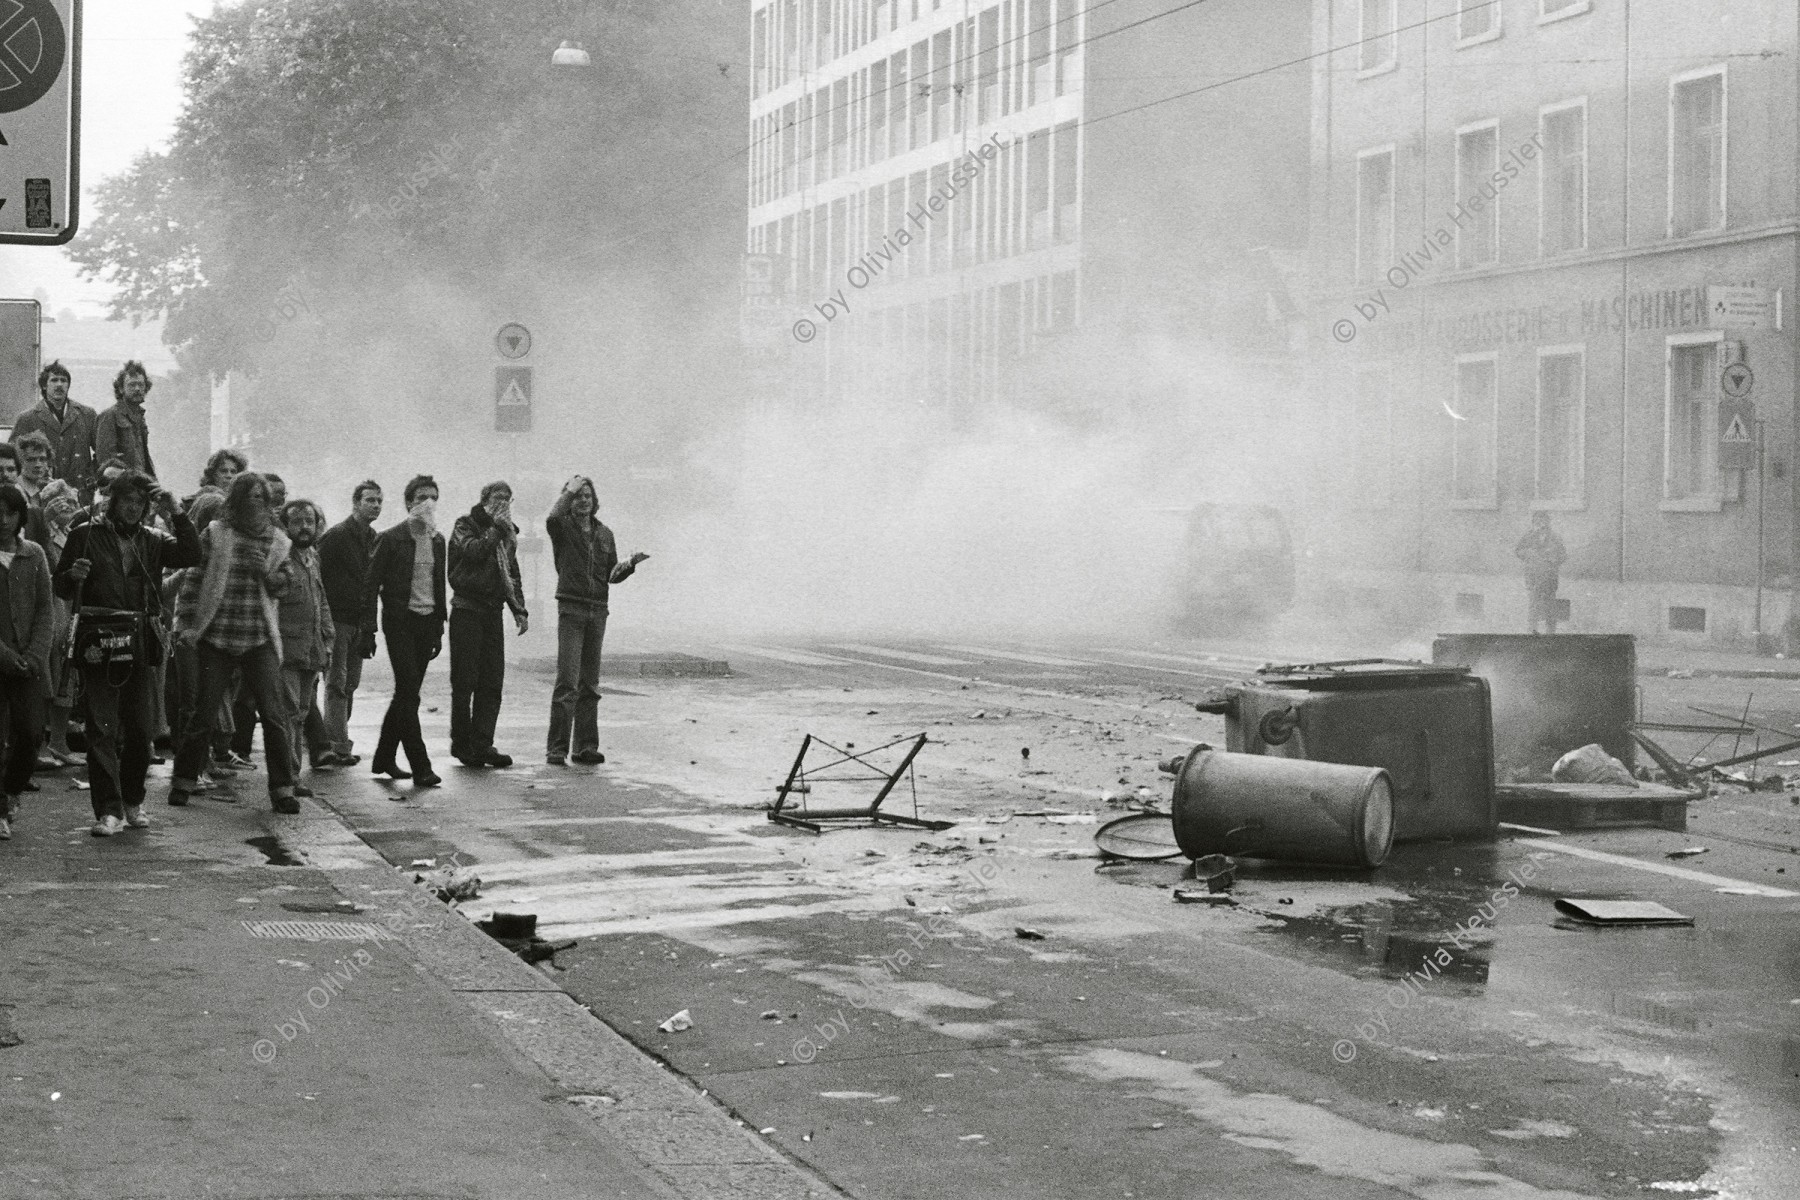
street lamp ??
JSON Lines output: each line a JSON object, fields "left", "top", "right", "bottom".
{"left": 552, "top": 40, "right": 591, "bottom": 68}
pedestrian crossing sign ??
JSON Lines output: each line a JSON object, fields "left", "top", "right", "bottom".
{"left": 494, "top": 366, "right": 531, "bottom": 433}
{"left": 1722, "top": 415, "right": 1751, "bottom": 443}
{"left": 1719, "top": 398, "right": 1755, "bottom": 470}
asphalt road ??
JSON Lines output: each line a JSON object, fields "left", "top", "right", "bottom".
{"left": 313, "top": 631, "right": 1800, "bottom": 1200}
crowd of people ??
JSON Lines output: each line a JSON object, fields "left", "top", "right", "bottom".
{"left": 0, "top": 361, "right": 648, "bottom": 841}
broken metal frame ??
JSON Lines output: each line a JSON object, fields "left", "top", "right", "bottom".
{"left": 767, "top": 732, "right": 952, "bottom": 834}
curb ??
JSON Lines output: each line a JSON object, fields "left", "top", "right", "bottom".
{"left": 273, "top": 804, "right": 843, "bottom": 1200}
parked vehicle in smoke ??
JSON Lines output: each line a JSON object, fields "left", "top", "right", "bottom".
{"left": 1174, "top": 502, "right": 1296, "bottom": 633}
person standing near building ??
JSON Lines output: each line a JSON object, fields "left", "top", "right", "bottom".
{"left": 362, "top": 475, "right": 445, "bottom": 787}
{"left": 55, "top": 472, "right": 200, "bottom": 835}
{"left": 0, "top": 486, "right": 54, "bottom": 841}
{"left": 1516, "top": 512, "right": 1568, "bottom": 635}
{"left": 94, "top": 361, "right": 157, "bottom": 482}
{"left": 317, "top": 480, "right": 381, "bottom": 767}
{"left": 11, "top": 362, "right": 98, "bottom": 497}
{"left": 275, "top": 501, "right": 333, "bottom": 797}
{"left": 448, "top": 482, "right": 528, "bottom": 767}
{"left": 544, "top": 475, "right": 647, "bottom": 766}
{"left": 168, "top": 473, "right": 299, "bottom": 812}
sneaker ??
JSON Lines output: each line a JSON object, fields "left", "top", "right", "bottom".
{"left": 123, "top": 806, "right": 150, "bottom": 829}
{"left": 0, "top": 817, "right": 12, "bottom": 840}
{"left": 546, "top": 754, "right": 567, "bottom": 766}
{"left": 90, "top": 816, "right": 122, "bottom": 837}
{"left": 571, "top": 750, "right": 606, "bottom": 765}
{"left": 189, "top": 772, "right": 215, "bottom": 793}
{"left": 34, "top": 751, "right": 61, "bottom": 771}
{"left": 224, "top": 752, "right": 256, "bottom": 770}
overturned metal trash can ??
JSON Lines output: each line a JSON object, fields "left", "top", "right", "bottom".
{"left": 1170, "top": 747, "right": 1395, "bottom": 868}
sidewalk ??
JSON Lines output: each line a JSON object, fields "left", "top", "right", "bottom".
{"left": 0, "top": 757, "right": 837, "bottom": 1200}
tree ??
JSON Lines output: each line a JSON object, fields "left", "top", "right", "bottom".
{"left": 69, "top": 0, "right": 745, "bottom": 500}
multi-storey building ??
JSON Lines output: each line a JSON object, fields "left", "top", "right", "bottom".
{"left": 744, "top": 0, "right": 1313, "bottom": 424}
{"left": 1309, "top": 0, "right": 1800, "bottom": 646}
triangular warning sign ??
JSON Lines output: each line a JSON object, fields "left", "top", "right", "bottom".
{"left": 1723, "top": 414, "right": 1751, "bottom": 443}
{"left": 499, "top": 379, "right": 529, "bottom": 405}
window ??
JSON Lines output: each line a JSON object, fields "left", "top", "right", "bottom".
{"left": 1456, "top": 123, "right": 1499, "bottom": 268}
{"left": 1458, "top": 0, "right": 1499, "bottom": 44}
{"left": 1536, "top": 348, "right": 1585, "bottom": 504}
{"left": 1452, "top": 354, "right": 1498, "bottom": 506}
{"left": 1353, "top": 366, "right": 1392, "bottom": 507}
{"left": 1669, "top": 606, "right": 1707, "bottom": 633}
{"left": 1540, "top": 0, "right": 1592, "bottom": 21}
{"left": 1355, "top": 148, "right": 1394, "bottom": 284}
{"left": 1540, "top": 101, "right": 1587, "bottom": 254}
{"left": 1664, "top": 337, "right": 1722, "bottom": 503}
{"left": 1670, "top": 69, "right": 1726, "bottom": 236}
{"left": 1358, "top": 0, "right": 1395, "bottom": 75}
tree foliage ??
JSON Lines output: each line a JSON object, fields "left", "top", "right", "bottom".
{"left": 68, "top": 0, "right": 745, "bottom": 484}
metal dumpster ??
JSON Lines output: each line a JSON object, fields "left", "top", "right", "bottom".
{"left": 1196, "top": 660, "right": 1496, "bottom": 842}
{"left": 1431, "top": 633, "right": 1636, "bottom": 782}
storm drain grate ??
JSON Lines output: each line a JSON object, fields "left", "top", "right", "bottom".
{"left": 242, "top": 920, "right": 396, "bottom": 943}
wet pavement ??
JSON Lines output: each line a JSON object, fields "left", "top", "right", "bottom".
{"left": 307, "top": 633, "right": 1800, "bottom": 1199}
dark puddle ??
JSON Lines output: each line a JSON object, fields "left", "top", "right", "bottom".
{"left": 245, "top": 835, "right": 303, "bottom": 866}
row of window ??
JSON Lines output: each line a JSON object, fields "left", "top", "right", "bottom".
{"left": 1358, "top": 0, "right": 1591, "bottom": 75}
{"left": 749, "top": 0, "right": 1079, "bottom": 207}
{"left": 749, "top": 122, "right": 1080, "bottom": 297}
{"left": 752, "top": 0, "right": 1081, "bottom": 98}
{"left": 1355, "top": 67, "right": 1725, "bottom": 282}
{"left": 783, "top": 270, "right": 1079, "bottom": 409}
{"left": 1351, "top": 334, "right": 1742, "bottom": 510}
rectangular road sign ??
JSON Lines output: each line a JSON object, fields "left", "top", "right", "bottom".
{"left": 1719, "top": 397, "right": 1755, "bottom": 471}
{"left": 1706, "top": 285, "right": 1774, "bottom": 331}
{"left": 0, "top": 0, "right": 82, "bottom": 246}
{"left": 495, "top": 365, "right": 531, "bottom": 433}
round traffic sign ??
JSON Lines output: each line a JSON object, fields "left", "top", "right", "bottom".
{"left": 1721, "top": 362, "right": 1754, "bottom": 399}
{"left": 0, "top": 0, "right": 68, "bottom": 115}
{"left": 496, "top": 322, "right": 532, "bottom": 360}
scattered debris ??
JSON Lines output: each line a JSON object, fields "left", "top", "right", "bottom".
{"left": 1554, "top": 898, "right": 1693, "bottom": 926}
{"left": 1552, "top": 744, "right": 1637, "bottom": 788}
{"left": 1665, "top": 847, "right": 1710, "bottom": 859}
{"left": 1014, "top": 926, "right": 1047, "bottom": 941}
{"left": 280, "top": 900, "right": 365, "bottom": 914}
{"left": 1172, "top": 889, "right": 1234, "bottom": 906}
{"left": 1020, "top": 748, "right": 1030, "bottom": 760}
{"left": 1189, "top": 853, "right": 1237, "bottom": 893}
{"left": 414, "top": 865, "right": 481, "bottom": 903}
{"left": 474, "top": 912, "right": 575, "bottom": 963}
{"left": 760, "top": 1010, "right": 781, "bottom": 1021}
{"left": 658, "top": 1009, "right": 694, "bottom": 1033}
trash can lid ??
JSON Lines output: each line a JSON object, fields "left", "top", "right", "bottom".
{"left": 1094, "top": 812, "right": 1184, "bottom": 860}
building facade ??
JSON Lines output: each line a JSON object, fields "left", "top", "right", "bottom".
{"left": 1308, "top": 0, "right": 1800, "bottom": 646}
{"left": 743, "top": 0, "right": 1313, "bottom": 427}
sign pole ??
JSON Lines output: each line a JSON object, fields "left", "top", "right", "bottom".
{"left": 1758, "top": 417, "right": 1767, "bottom": 641}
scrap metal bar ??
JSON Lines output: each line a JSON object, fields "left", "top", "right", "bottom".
{"left": 1631, "top": 730, "right": 1693, "bottom": 790}
{"left": 1695, "top": 738, "right": 1800, "bottom": 772}
{"left": 1633, "top": 721, "right": 1754, "bottom": 735}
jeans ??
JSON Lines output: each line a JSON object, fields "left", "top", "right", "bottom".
{"left": 281, "top": 667, "right": 320, "bottom": 779}
{"left": 449, "top": 607, "right": 506, "bottom": 759}
{"left": 376, "top": 611, "right": 441, "bottom": 773}
{"left": 323, "top": 621, "right": 364, "bottom": 756}
{"left": 173, "top": 640, "right": 295, "bottom": 798}
{"left": 82, "top": 659, "right": 159, "bottom": 820}
{"left": 0, "top": 672, "right": 42, "bottom": 811}
{"left": 548, "top": 603, "right": 606, "bottom": 758}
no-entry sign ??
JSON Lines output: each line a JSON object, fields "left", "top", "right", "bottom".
{"left": 0, "top": 0, "right": 80, "bottom": 246}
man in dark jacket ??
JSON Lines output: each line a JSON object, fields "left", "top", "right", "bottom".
{"left": 10, "top": 362, "right": 99, "bottom": 497}
{"left": 361, "top": 474, "right": 445, "bottom": 787}
{"left": 544, "top": 475, "right": 647, "bottom": 765}
{"left": 93, "top": 361, "right": 156, "bottom": 482}
{"left": 316, "top": 480, "right": 381, "bottom": 766}
{"left": 1516, "top": 512, "right": 1568, "bottom": 635}
{"left": 448, "top": 481, "right": 528, "bottom": 767}
{"left": 55, "top": 472, "right": 200, "bottom": 833}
